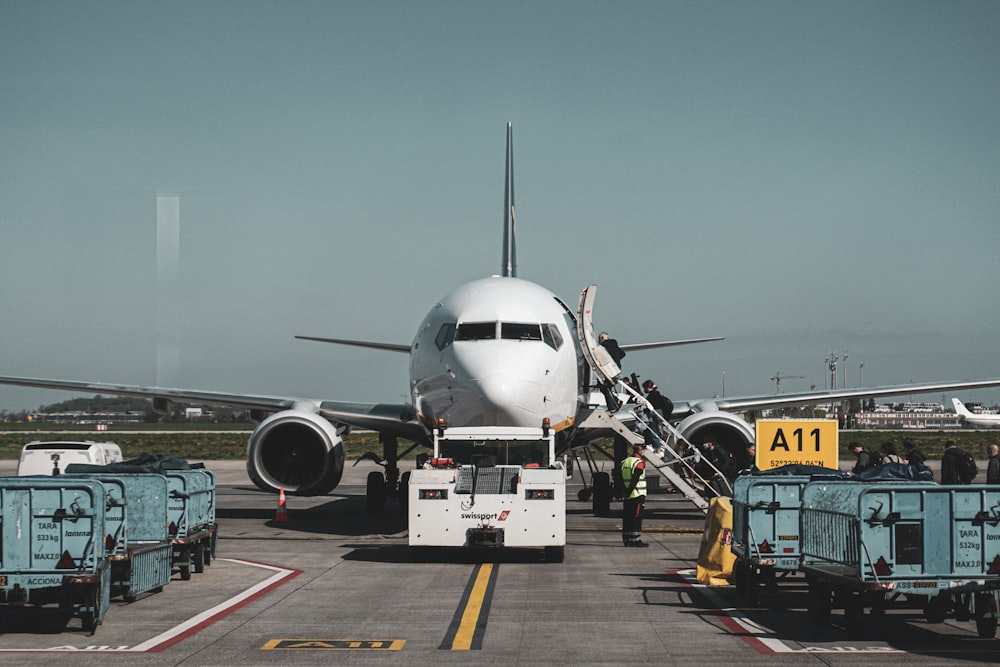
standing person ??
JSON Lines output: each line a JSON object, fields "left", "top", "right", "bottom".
{"left": 697, "top": 440, "right": 732, "bottom": 495}
{"left": 903, "top": 438, "right": 927, "bottom": 466}
{"left": 620, "top": 443, "right": 648, "bottom": 548}
{"left": 677, "top": 440, "right": 701, "bottom": 487}
{"left": 641, "top": 379, "right": 674, "bottom": 421}
{"left": 849, "top": 442, "right": 875, "bottom": 474}
{"left": 598, "top": 332, "right": 626, "bottom": 369}
{"left": 940, "top": 440, "right": 976, "bottom": 484}
{"left": 596, "top": 331, "right": 626, "bottom": 410}
{"left": 987, "top": 444, "right": 1000, "bottom": 484}
{"left": 640, "top": 379, "right": 674, "bottom": 445}
{"left": 881, "top": 441, "right": 901, "bottom": 464}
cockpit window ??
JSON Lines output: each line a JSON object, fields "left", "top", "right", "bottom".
{"left": 501, "top": 322, "right": 542, "bottom": 341}
{"left": 542, "top": 324, "right": 563, "bottom": 350}
{"left": 455, "top": 321, "right": 496, "bottom": 341}
{"left": 434, "top": 322, "right": 456, "bottom": 350}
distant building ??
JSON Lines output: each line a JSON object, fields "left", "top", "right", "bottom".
{"left": 27, "top": 411, "right": 147, "bottom": 424}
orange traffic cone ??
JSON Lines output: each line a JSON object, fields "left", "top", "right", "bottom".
{"left": 275, "top": 488, "right": 288, "bottom": 522}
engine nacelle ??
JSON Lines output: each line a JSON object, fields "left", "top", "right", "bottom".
{"left": 674, "top": 409, "right": 756, "bottom": 461}
{"left": 246, "top": 409, "right": 345, "bottom": 496}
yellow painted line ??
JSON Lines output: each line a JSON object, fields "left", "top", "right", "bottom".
{"left": 452, "top": 562, "right": 493, "bottom": 650}
{"left": 262, "top": 639, "right": 405, "bottom": 650}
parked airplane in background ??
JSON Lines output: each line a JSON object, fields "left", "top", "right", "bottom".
{"left": 2, "top": 124, "right": 1000, "bottom": 507}
{"left": 952, "top": 398, "right": 1000, "bottom": 428}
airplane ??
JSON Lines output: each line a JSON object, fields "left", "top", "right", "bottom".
{"left": 952, "top": 398, "right": 1000, "bottom": 428}
{"left": 3, "top": 124, "right": 1000, "bottom": 510}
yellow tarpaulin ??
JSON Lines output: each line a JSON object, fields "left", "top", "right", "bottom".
{"left": 696, "top": 496, "right": 736, "bottom": 586}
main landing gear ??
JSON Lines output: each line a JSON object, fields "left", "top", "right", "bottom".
{"left": 358, "top": 435, "right": 422, "bottom": 514}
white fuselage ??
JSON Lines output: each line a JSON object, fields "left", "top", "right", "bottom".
{"left": 953, "top": 398, "right": 1000, "bottom": 428}
{"left": 409, "top": 276, "right": 585, "bottom": 433}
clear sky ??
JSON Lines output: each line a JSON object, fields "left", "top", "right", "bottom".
{"left": 1, "top": 1, "right": 998, "bottom": 412}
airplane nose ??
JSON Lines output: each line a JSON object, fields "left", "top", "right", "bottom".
{"left": 477, "top": 373, "right": 516, "bottom": 412}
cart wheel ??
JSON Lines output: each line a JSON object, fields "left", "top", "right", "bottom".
{"left": 806, "top": 580, "right": 831, "bottom": 626}
{"left": 544, "top": 546, "right": 565, "bottom": 563}
{"left": 734, "top": 560, "right": 757, "bottom": 605}
{"left": 592, "top": 472, "right": 611, "bottom": 515}
{"left": 577, "top": 488, "right": 592, "bottom": 502}
{"left": 925, "top": 594, "right": 949, "bottom": 624}
{"left": 194, "top": 543, "right": 205, "bottom": 574}
{"left": 955, "top": 592, "right": 972, "bottom": 622}
{"left": 81, "top": 607, "right": 96, "bottom": 635}
{"left": 366, "top": 471, "right": 386, "bottom": 514}
{"left": 81, "top": 584, "right": 101, "bottom": 635}
{"left": 975, "top": 592, "right": 998, "bottom": 639}
{"left": 844, "top": 595, "right": 866, "bottom": 638}
{"left": 178, "top": 549, "right": 192, "bottom": 581}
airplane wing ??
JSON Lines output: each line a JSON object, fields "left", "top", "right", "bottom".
{"left": 671, "top": 378, "right": 1000, "bottom": 416}
{"left": 294, "top": 336, "right": 411, "bottom": 353}
{"left": 620, "top": 337, "right": 724, "bottom": 352}
{"left": 0, "top": 374, "right": 425, "bottom": 441}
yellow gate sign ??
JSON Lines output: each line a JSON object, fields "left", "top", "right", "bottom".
{"left": 755, "top": 419, "right": 839, "bottom": 471}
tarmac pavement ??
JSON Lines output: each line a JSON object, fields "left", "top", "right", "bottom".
{"left": 0, "top": 458, "right": 998, "bottom": 666}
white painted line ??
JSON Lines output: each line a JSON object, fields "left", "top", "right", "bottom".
{"left": 673, "top": 569, "right": 905, "bottom": 654}
{"left": 0, "top": 558, "right": 300, "bottom": 653}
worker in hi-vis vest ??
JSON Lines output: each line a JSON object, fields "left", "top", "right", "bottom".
{"left": 620, "top": 443, "right": 648, "bottom": 547}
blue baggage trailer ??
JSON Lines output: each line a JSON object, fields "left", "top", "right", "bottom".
{"left": 731, "top": 466, "right": 851, "bottom": 603}
{"left": 731, "top": 474, "right": 811, "bottom": 602}
{"left": 0, "top": 477, "right": 111, "bottom": 634}
{"left": 800, "top": 481, "right": 1000, "bottom": 637}
{"left": 165, "top": 469, "right": 218, "bottom": 579}
{"left": 67, "top": 473, "right": 173, "bottom": 601}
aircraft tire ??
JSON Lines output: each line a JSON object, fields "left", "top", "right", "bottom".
{"left": 366, "top": 471, "right": 386, "bottom": 514}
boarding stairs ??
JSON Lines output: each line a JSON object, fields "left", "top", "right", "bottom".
{"left": 575, "top": 285, "right": 732, "bottom": 515}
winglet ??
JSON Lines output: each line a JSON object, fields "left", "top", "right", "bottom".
{"left": 501, "top": 122, "right": 517, "bottom": 278}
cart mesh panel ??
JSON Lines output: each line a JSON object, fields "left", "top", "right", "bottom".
{"left": 455, "top": 467, "right": 519, "bottom": 494}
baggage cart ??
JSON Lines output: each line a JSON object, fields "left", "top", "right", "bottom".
{"left": 731, "top": 474, "right": 812, "bottom": 602}
{"left": 164, "top": 470, "right": 218, "bottom": 579}
{"left": 68, "top": 473, "right": 173, "bottom": 601}
{"left": 0, "top": 477, "right": 111, "bottom": 634}
{"left": 800, "top": 481, "right": 1000, "bottom": 637}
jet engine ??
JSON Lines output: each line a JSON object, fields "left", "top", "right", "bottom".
{"left": 246, "top": 409, "right": 345, "bottom": 496}
{"left": 673, "top": 408, "right": 755, "bottom": 460}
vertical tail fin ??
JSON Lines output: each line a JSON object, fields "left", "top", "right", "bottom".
{"left": 952, "top": 397, "right": 973, "bottom": 417}
{"left": 501, "top": 122, "right": 517, "bottom": 278}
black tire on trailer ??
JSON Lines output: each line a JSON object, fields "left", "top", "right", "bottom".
{"left": 194, "top": 543, "right": 205, "bottom": 574}
{"left": 844, "top": 594, "right": 866, "bottom": 638}
{"left": 734, "top": 560, "right": 757, "bottom": 605}
{"left": 544, "top": 546, "right": 565, "bottom": 563}
{"left": 81, "top": 583, "right": 101, "bottom": 635}
{"left": 179, "top": 547, "right": 192, "bottom": 581}
{"left": 806, "top": 578, "right": 832, "bottom": 626}
{"left": 975, "top": 591, "right": 998, "bottom": 639}
{"left": 925, "top": 593, "right": 949, "bottom": 624}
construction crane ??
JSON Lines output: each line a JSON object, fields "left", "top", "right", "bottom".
{"left": 770, "top": 372, "right": 806, "bottom": 394}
